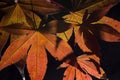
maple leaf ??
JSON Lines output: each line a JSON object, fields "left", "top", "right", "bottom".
{"left": 82, "top": 3, "right": 120, "bottom": 42}
{"left": 0, "top": 0, "right": 63, "bottom": 30}
{"left": 52, "top": 0, "right": 102, "bottom": 11}
{"left": 77, "top": 0, "right": 120, "bottom": 14}
{"left": 52, "top": 0, "right": 120, "bottom": 13}
{"left": 57, "top": 13, "right": 101, "bottom": 56}
{"left": 0, "top": 23, "right": 73, "bottom": 80}
{"left": 0, "top": 2, "right": 43, "bottom": 55}
{"left": 0, "top": 0, "right": 64, "bottom": 47}
{"left": 59, "top": 54, "right": 105, "bottom": 80}
{"left": 0, "top": 0, "right": 62, "bottom": 14}
{"left": 56, "top": 29, "right": 105, "bottom": 80}
{"left": 0, "top": 1, "right": 119, "bottom": 80}
{"left": 18, "top": 0, "right": 63, "bottom": 14}
{"left": 90, "top": 17, "right": 120, "bottom": 42}
{"left": 57, "top": 3, "right": 120, "bottom": 58}
{"left": 0, "top": 3, "right": 41, "bottom": 27}
{"left": 0, "top": 2, "right": 72, "bottom": 79}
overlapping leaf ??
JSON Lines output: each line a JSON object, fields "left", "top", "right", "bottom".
{"left": 0, "top": 0, "right": 63, "bottom": 30}
{"left": 0, "top": 3, "right": 41, "bottom": 28}
{"left": 90, "top": 16, "right": 120, "bottom": 42}
{"left": 0, "top": 0, "right": 62, "bottom": 15}
{"left": 57, "top": 4, "right": 120, "bottom": 58}
{"left": 59, "top": 54, "right": 105, "bottom": 80}
{"left": 52, "top": 0, "right": 120, "bottom": 13}
{"left": 0, "top": 1, "right": 72, "bottom": 79}
{"left": 56, "top": 26, "right": 105, "bottom": 80}
{"left": 18, "top": 0, "right": 63, "bottom": 15}
{"left": 0, "top": 24, "right": 73, "bottom": 80}
{"left": 53, "top": 0, "right": 102, "bottom": 11}
{"left": 57, "top": 13, "right": 101, "bottom": 56}
{"left": 0, "top": 0, "right": 119, "bottom": 80}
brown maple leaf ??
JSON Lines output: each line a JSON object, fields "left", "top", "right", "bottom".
{"left": 0, "top": 0, "right": 62, "bottom": 15}
{"left": 0, "top": 0, "right": 62, "bottom": 27}
{"left": 52, "top": 0, "right": 120, "bottom": 13}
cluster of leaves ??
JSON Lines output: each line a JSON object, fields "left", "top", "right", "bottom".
{"left": 0, "top": 0, "right": 120, "bottom": 80}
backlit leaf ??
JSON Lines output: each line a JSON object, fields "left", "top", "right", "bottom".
{"left": 58, "top": 13, "right": 101, "bottom": 56}
{"left": 77, "top": 54, "right": 104, "bottom": 79}
{"left": 57, "top": 4, "right": 120, "bottom": 58}
{"left": 60, "top": 54, "right": 105, "bottom": 80}
{"left": 1, "top": 1, "right": 119, "bottom": 80}
{"left": 0, "top": 4, "right": 41, "bottom": 28}
{"left": 0, "top": 25, "right": 73, "bottom": 80}
{"left": 63, "top": 66, "right": 75, "bottom": 80}
{"left": 92, "top": 16, "right": 120, "bottom": 42}
{"left": 0, "top": 31, "right": 34, "bottom": 70}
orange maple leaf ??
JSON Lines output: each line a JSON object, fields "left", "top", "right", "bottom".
{"left": 57, "top": 3, "right": 120, "bottom": 57}
{"left": 59, "top": 54, "right": 105, "bottom": 80}
{"left": 0, "top": 23, "right": 73, "bottom": 80}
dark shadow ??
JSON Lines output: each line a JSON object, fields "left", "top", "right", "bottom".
{"left": 68, "top": 29, "right": 83, "bottom": 56}
{"left": 106, "top": 3, "right": 120, "bottom": 21}
{"left": 44, "top": 49, "right": 64, "bottom": 80}
{"left": 0, "top": 35, "right": 10, "bottom": 60}
{"left": 89, "top": 24, "right": 120, "bottom": 39}
{"left": 0, "top": 65, "right": 23, "bottom": 80}
{"left": 99, "top": 39, "right": 120, "bottom": 80}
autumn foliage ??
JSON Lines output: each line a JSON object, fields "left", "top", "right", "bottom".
{"left": 0, "top": 0, "right": 120, "bottom": 80}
